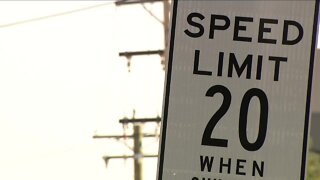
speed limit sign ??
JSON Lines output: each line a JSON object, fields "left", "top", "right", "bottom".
{"left": 157, "top": 1, "right": 319, "bottom": 180}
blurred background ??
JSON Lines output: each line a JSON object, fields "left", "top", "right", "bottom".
{"left": 0, "top": 1, "right": 318, "bottom": 180}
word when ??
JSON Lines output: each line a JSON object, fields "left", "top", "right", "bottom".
{"left": 200, "top": 155, "right": 264, "bottom": 176}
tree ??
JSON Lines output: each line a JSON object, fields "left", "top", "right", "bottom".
{"left": 307, "top": 139, "right": 320, "bottom": 180}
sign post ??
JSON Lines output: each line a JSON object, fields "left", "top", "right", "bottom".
{"left": 157, "top": 1, "right": 319, "bottom": 180}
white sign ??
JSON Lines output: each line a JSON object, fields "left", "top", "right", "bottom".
{"left": 157, "top": 1, "right": 319, "bottom": 180}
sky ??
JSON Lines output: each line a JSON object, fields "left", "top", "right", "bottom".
{"left": 0, "top": 2, "right": 319, "bottom": 180}
{"left": 0, "top": 1, "right": 164, "bottom": 180}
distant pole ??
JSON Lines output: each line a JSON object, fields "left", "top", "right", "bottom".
{"left": 94, "top": 1, "right": 170, "bottom": 179}
{"left": 133, "top": 124, "right": 143, "bottom": 180}
{"left": 162, "top": 0, "right": 170, "bottom": 68}
{"left": 163, "top": 0, "right": 170, "bottom": 50}
{"left": 92, "top": 117, "right": 160, "bottom": 180}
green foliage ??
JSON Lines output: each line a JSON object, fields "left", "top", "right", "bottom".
{"left": 307, "top": 151, "right": 320, "bottom": 180}
{"left": 307, "top": 139, "right": 320, "bottom": 180}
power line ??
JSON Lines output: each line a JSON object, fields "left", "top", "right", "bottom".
{"left": 141, "top": 3, "right": 163, "bottom": 25}
{"left": 115, "top": 0, "right": 162, "bottom": 6}
{"left": 0, "top": 2, "right": 114, "bottom": 28}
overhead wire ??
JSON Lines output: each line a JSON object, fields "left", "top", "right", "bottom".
{"left": 141, "top": 3, "right": 163, "bottom": 25}
{"left": 0, "top": 0, "right": 162, "bottom": 160}
{"left": 0, "top": 2, "right": 115, "bottom": 28}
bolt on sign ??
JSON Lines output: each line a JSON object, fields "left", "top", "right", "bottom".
{"left": 157, "top": 1, "right": 319, "bottom": 180}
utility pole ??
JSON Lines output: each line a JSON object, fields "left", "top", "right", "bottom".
{"left": 133, "top": 124, "right": 143, "bottom": 180}
{"left": 163, "top": 0, "right": 170, "bottom": 67}
{"left": 94, "top": 1, "right": 171, "bottom": 180}
{"left": 93, "top": 116, "right": 161, "bottom": 180}
{"left": 116, "top": 0, "right": 171, "bottom": 70}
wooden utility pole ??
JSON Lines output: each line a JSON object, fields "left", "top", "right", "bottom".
{"left": 94, "top": 1, "right": 171, "bottom": 180}
{"left": 93, "top": 117, "right": 161, "bottom": 180}
{"left": 133, "top": 124, "right": 143, "bottom": 180}
{"left": 117, "top": 0, "right": 171, "bottom": 70}
{"left": 163, "top": 0, "right": 170, "bottom": 67}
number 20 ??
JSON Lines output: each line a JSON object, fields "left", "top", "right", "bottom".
{"left": 201, "top": 85, "right": 269, "bottom": 151}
